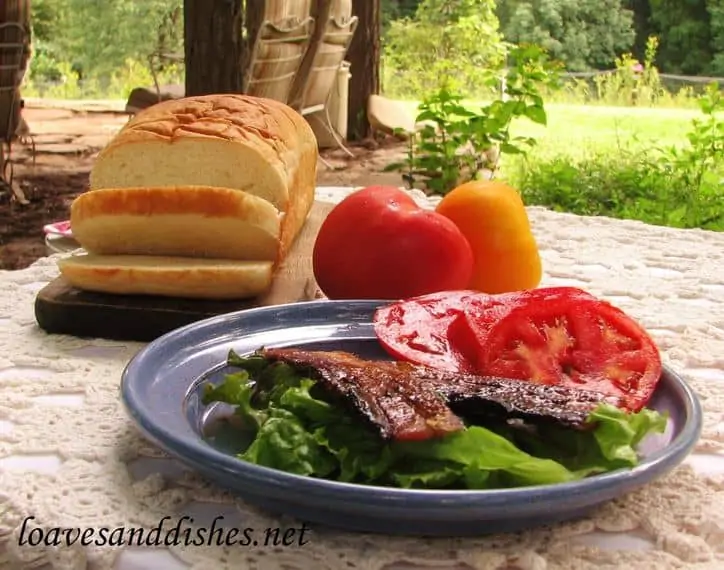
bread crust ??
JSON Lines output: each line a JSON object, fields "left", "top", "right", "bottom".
{"left": 58, "top": 255, "right": 274, "bottom": 300}
{"left": 273, "top": 102, "right": 317, "bottom": 259}
{"left": 72, "top": 186, "right": 279, "bottom": 226}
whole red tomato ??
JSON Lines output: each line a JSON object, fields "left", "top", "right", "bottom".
{"left": 313, "top": 186, "right": 474, "bottom": 300}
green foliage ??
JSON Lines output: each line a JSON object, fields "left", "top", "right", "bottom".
{"left": 592, "top": 36, "right": 665, "bottom": 105}
{"left": 496, "top": 0, "right": 636, "bottom": 71}
{"left": 25, "top": 0, "right": 182, "bottom": 99}
{"left": 57, "top": 0, "right": 182, "bottom": 78}
{"left": 512, "top": 82, "right": 724, "bottom": 231}
{"left": 385, "top": 45, "right": 557, "bottom": 194}
{"left": 642, "top": 82, "right": 724, "bottom": 229}
{"left": 381, "top": 0, "right": 421, "bottom": 34}
{"left": 643, "top": 0, "right": 724, "bottom": 75}
{"left": 383, "top": 0, "right": 506, "bottom": 99}
{"left": 541, "top": 36, "right": 701, "bottom": 108}
{"left": 648, "top": 0, "right": 711, "bottom": 75}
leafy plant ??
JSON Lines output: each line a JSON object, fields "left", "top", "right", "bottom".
{"left": 383, "top": 0, "right": 506, "bottom": 99}
{"left": 592, "top": 36, "right": 666, "bottom": 107}
{"left": 640, "top": 82, "right": 724, "bottom": 229}
{"left": 25, "top": 0, "right": 183, "bottom": 98}
{"left": 385, "top": 44, "right": 558, "bottom": 195}
{"left": 511, "top": 82, "right": 724, "bottom": 231}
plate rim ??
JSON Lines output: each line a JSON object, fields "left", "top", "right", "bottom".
{"left": 121, "top": 299, "right": 703, "bottom": 506}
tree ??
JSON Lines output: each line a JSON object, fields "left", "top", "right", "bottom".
{"left": 497, "top": 0, "right": 636, "bottom": 71}
{"left": 648, "top": 0, "right": 711, "bottom": 74}
{"left": 183, "top": 0, "right": 244, "bottom": 96}
{"left": 381, "top": 0, "right": 420, "bottom": 34}
{"left": 44, "top": 0, "right": 182, "bottom": 79}
{"left": 708, "top": 0, "right": 724, "bottom": 74}
{"left": 625, "top": 0, "right": 654, "bottom": 62}
{"left": 384, "top": 0, "right": 505, "bottom": 97}
{"left": 347, "top": 0, "right": 381, "bottom": 140}
{"left": 243, "top": 0, "right": 264, "bottom": 48}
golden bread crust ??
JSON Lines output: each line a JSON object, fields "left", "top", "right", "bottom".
{"left": 71, "top": 186, "right": 279, "bottom": 224}
{"left": 91, "top": 94, "right": 316, "bottom": 196}
{"left": 58, "top": 255, "right": 274, "bottom": 300}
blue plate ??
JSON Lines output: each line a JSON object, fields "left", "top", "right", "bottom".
{"left": 121, "top": 300, "right": 703, "bottom": 537}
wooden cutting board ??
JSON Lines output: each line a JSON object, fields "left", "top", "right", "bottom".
{"left": 34, "top": 201, "right": 334, "bottom": 342}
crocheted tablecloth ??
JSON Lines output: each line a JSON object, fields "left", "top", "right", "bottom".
{"left": 1, "top": 187, "right": 724, "bottom": 570}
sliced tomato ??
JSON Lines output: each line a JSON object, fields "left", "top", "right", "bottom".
{"left": 373, "top": 290, "right": 486, "bottom": 372}
{"left": 373, "top": 287, "right": 598, "bottom": 374}
{"left": 374, "top": 287, "right": 662, "bottom": 412}
{"left": 465, "top": 294, "right": 662, "bottom": 411}
{"left": 455, "top": 288, "right": 597, "bottom": 345}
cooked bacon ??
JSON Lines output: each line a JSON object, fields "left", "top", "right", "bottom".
{"left": 259, "top": 348, "right": 621, "bottom": 441}
{"left": 260, "top": 347, "right": 464, "bottom": 441}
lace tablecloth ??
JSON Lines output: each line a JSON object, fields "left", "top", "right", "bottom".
{"left": 1, "top": 186, "right": 724, "bottom": 570}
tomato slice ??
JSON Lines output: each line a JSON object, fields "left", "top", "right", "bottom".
{"left": 374, "top": 287, "right": 662, "bottom": 412}
{"left": 373, "top": 287, "right": 598, "bottom": 374}
{"left": 465, "top": 295, "right": 662, "bottom": 411}
{"left": 373, "top": 290, "right": 485, "bottom": 372}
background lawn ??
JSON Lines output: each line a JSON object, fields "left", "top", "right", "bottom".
{"left": 399, "top": 101, "right": 696, "bottom": 156}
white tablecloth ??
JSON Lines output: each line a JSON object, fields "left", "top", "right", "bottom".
{"left": 1, "top": 186, "right": 723, "bottom": 570}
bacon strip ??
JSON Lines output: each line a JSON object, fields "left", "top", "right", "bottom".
{"left": 259, "top": 348, "right": 621, "bottom": 441}
{"left": 261, "top": 347, "right": 463, "bottom": 441}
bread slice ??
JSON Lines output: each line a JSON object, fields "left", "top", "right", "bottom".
{"left": 71, "top": 186, "right": 280, "bottom": 261}
{"left": 58, "top": 255, "right": 273, "bottom": 300}
{"left": 88, "top": 94, "right": 318, "bottom": 261}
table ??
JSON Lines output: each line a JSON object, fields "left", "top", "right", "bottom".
{"left": 1, "top": 186, "right": 723, "bottom": 570}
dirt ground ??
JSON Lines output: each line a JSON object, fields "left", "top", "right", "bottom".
{"left": 0, "top": 102, "right": 407, "bottom": 270}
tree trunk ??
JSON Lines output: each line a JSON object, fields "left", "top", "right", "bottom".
{"left": 184, "top": 0, "right": 244, "bottom": 96}
{"left": 347, "top": 0, "right": 381, "bottom": 140}
{"left": 244, "top": 0, "right": 265, "bottom": 41}
{"left": 242, "top": 0, "right": 266, "bottom": 75}
{"left": 0, "top": 0, "right": 31, "bottom": 141}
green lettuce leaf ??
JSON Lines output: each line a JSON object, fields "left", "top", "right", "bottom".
{"left": 203, "top": 354, "right": 669, "bottom": 490}
{"left": 392, "top": 426, "right": 578, "bottom": 487}
{"left": 272, "top": 377, "right": 395, "bottom": 481}
{"left": 240, "top": 408, "right": 337, "bottom": 477}
{"left": 589, "top": 403, "right": 669, "bottom": 465}
{"left": 202, "top": 370, "right": 267, "bottom": 431}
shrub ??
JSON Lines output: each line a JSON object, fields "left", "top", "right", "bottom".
{"left": 539, "top": 36, "right": 701, "bottom": 109}
{"left": 385, "top": 44, "right": 558, "bottom": 195}
{"left": 23, "top": 57, "right": 183, "bottom": 100}
{"left": 511, "top": 82, "right": 724, "bottom": 231}
{"left": 382, "top": 0, "right": 506, "bottom": 99}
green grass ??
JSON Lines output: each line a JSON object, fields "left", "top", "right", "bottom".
{"left": 512, "top": 104, "right": 696, "bottom": 156}
{"left": 392, "top": 99, "right": 723, "bottom": 231}
{"left": 397, "top": 100, "right": 695, "bottom": 157}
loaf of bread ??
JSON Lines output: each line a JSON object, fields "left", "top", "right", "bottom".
{"left": 58, "top": 255, "right": 274, "bottom": 300}
{"left": 58, "top": 94, "right": 319, "bottom": 300}
{"left": 88, "top": 94, "right": 317, "bottom": 260}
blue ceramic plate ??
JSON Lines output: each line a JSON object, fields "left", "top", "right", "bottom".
{"left": 121, "top": 300, "right": 702, "bottom": 536}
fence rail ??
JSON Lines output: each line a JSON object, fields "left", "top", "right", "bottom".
{"left": 562, "top": 70, "right": 724, "bottom": 84}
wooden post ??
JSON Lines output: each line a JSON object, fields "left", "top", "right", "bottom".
{"left": 183, "top": 0, "right": 245, "bottom": 96}
{"left": 346, "top": 0, "right": 380, "bottom": 140}
{"left": 287, "top": 0, "right": 331, "bottom": 108}
{"left": 242, "top": 0, "right": 267, "bottom": 79}
{"left": 0, "top": 0, "right": 31, "bottom": 204}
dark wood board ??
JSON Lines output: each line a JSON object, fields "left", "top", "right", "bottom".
{"left": 34, "top": 201, "right": 334, "bottom": 342}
